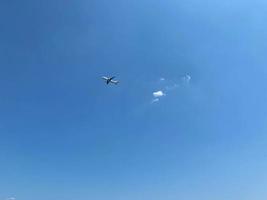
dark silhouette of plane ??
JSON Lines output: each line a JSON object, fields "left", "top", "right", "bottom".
{"left": 101, "top": 76, "right": 119, "bottom": 85}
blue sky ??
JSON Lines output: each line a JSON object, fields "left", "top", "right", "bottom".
{"left": 1, "top": 0, "right": 267, "bottom": 199}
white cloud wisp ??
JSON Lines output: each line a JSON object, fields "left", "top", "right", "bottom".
{"left": 151, "top": 90, "right": 166, "bottom": 103}
{"left": 182, "top": 74, "right": 191, "bottom": 83}
{"left": 153, "top": 90, "right": 165, "bottom": 98}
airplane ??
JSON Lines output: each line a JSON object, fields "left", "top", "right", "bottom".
{"left": 102, "top": 76, "right": 119, "bottom": 85}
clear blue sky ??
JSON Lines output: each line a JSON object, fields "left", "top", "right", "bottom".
{"left": 1, "top": 0, "right": 267, "bottom": 199}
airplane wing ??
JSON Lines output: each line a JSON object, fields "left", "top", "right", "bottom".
{"left": 111, "top": 80, "right": 119, "bottom": 84}
{"left": 102, "top": 76, "right": 109, "bottom": 80}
